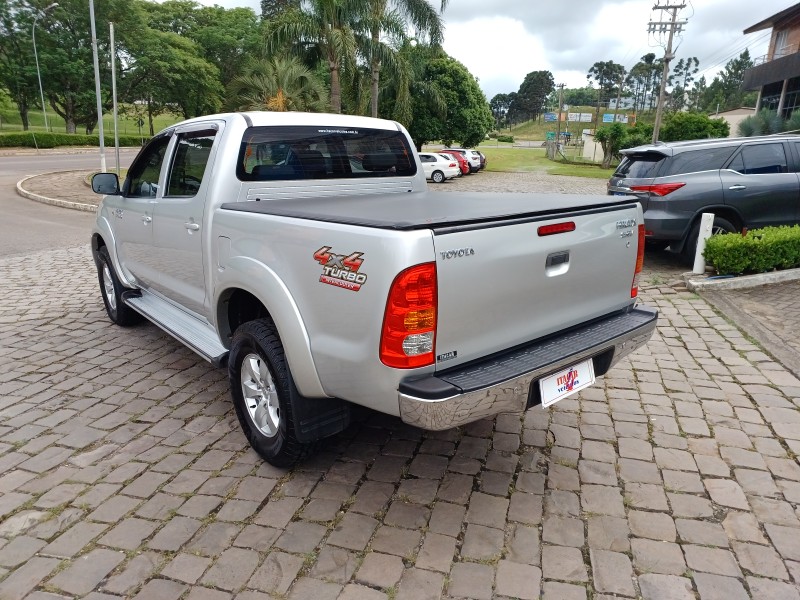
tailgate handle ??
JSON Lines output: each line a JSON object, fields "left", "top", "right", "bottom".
{"left": 546, "top": 251, "right": 570, "bottom": 268}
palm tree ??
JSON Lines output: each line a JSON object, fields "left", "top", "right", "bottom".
{"left": 265, "top": 0, "right": 365, "bottom": 113}
{"left": 365, "top": 0, "right": 447, "bottom": 118}
{"left": 225, "top": 56, "right": 327, "bottom": 112}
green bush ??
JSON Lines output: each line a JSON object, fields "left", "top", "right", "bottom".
{"left": 704, "top": 225, "right": 800, "bottom": 275}
{"left": 497, "top": 135, "right": 514, "bottom": 143}
{"left": 0, "top": 131, "right": 147, "bottom": 149}
{"left": 487, "top": 131, "right": 499, "bottom": 139}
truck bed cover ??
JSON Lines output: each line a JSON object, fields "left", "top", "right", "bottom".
{"left": 221, "top": 192, "right": 636, "bottom": 232}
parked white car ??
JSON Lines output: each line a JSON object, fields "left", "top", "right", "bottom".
{"left": 418, "top": 152, "right": 460, "bottom": 183}
{"left": 446, "top": 148, "right": 482, "bottom": 173}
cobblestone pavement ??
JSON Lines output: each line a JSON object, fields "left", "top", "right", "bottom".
{"left": 21, "top": 171, "right": 99, "bottom": 208}
{"left": 4, "top": 173, "right": 800, "bottom": 599}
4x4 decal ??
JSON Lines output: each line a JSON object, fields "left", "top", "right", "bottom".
{"left": 314, "top": 246, "right": 368, "bottom": 291}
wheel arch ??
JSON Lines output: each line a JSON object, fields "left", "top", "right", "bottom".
{"left": 674, "top": 205, "right": 743, "bottom": 252}
{"left": 214, "top": 256, "right": 327, "bottom": 398}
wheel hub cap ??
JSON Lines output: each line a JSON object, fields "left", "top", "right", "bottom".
{"left": 240, "top": 353, "right": 280, "bottom": 438}
{"left": 102, "top": 264, "right": 116, "bottom": 312}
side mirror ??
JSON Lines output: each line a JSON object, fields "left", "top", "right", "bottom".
{"left": 92, "top": 172, "right": 120, "bottom": 195}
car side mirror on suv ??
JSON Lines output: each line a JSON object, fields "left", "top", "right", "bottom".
{"left": 92, "top": 173, "right": 121, "bottom": 195}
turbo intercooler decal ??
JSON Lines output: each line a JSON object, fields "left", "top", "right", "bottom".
{"left": 313, "top": 246, "right": 368, "bottom": 292}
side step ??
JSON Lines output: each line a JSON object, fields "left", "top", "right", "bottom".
{"left": 124, "top": 291, "right": 228, "bottom": 367}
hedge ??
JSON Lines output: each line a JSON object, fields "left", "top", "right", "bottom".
{"left": 704, "top": 225, "right": 800, "bottom": 275}
{"left": 0, "top": 131, "right": 147, "bottom": 149}
{"left": 497, "top": 135, "right": 514, "bottom": 143}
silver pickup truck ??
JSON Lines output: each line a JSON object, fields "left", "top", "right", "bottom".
{"left": 91, "top": 111, "right": 657, "bottom": 466}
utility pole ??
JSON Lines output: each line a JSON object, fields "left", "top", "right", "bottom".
{"left": 649, "top": 2, "right": 687, "bottom": 143}
{"left": 556, "top": 83, "right": 565, "bottom": 142}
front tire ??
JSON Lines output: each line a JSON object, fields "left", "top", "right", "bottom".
{"left": 681, "top": 216, "right": 736, "bottom": 265}
{"left": 229, "top": 319, "right": 315, "bottom": 467}
{"left": 431, "top": 170, "right": 445, "bottom": 183}
{"left": 96, "top": 246, "right": 142, "bottom": 326}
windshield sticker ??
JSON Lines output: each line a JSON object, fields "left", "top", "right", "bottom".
{"left": 314, "top": 246, "right": 367, "bottom": 292}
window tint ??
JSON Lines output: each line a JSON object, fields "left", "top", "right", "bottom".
{"left": 614, "top": 153, "right": 665, "bottom": 178}
{"left": 737, "top": 143, "right": 788, "bottom": 174}
{"left": 728, "top": 153, "right": 744, "bottom": 173}
{"left": 661, "top": 147, "right": 736, "bottom": 176}
{"left": 126, "top": 135, "right": 170, "bottom": 197}
{"left": 237, "top": 126, "right": 417, "bottom": 181}
{"left": 419, "top": 154, "right": 434, "bottom": 163}
{"left": 166, "top": 129, "right": 217, "bottom": 197}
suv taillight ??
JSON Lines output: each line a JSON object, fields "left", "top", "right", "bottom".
{"left": 380, "top": 263, "right": 437, "bottom": 369}
{"left": 630, "top": 183, "right": 685, "bottom": 196}
{"left": 631, "top": 224, "right": 645, "bottom": 298}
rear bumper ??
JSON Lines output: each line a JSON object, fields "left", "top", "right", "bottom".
{"left": 398, "top": 306, "right": 657, "bottom": 430}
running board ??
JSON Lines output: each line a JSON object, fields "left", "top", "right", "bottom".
{"left": 123, "top": 291, "right": 228, "bottom": 367}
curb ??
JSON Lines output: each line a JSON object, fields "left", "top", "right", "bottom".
{"left": 684, "top": 268, "right": 800, "bottom": 292}
{"left": 16, "top": 172, "right": 98, "bottom": 213}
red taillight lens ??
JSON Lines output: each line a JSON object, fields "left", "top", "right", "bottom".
{"left": 631, "top": 224, "right": 645, "bottom": 298}
{"left": 449, "top": 162, "right": 457, "bottom": 167}
{"left": 380, "top": 263, "right": 437, "bottom": 369}
{"left": 538, "top": 221, "right": 576, "bottom": 236}
{"left": 630, "top": 182, "right": 686, "bottom": 196}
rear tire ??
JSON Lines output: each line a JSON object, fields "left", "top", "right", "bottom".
{"left": 431, "top": 170, "right": 445, "bottom": 183}
{"left": 96, "top": 246, "right": 142, "bottom": 326}
{"left": 681, "top": 216, "right": 737, "bottom": 265}
{"left": 229, "top": 319, "right": 316, "bottom": 467}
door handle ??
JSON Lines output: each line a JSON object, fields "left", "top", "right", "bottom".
{"left": 728, "top": 184, "right": 746, "bottom": 191}
{"left": 142, "top": 215, "right": 152, "bottom": 224}
{"left": 184, "top": 222, "right": 200, "bottom": 231}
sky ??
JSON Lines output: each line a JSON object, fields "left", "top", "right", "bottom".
{"left": 193, "top": 0, "right": 792, "bottom": 100}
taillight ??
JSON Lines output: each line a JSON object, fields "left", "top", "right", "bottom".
{"left": 538, "top": 221, "right": 576, "bottom": 236}
{"left": 449, "top": 162, "right": 457, "bottom": 167}
{"left": 631, "top": 224, "right": 645, "bottom": 298}
{"left": 380, "top": 263, "right": 437, "bottom": 369}
{"left": 630, "top": 183, "right": 685, "bottom": 196}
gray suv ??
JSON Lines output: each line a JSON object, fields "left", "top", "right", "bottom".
{"left": 608, "top": 135, "right": 800, "bottom": 261}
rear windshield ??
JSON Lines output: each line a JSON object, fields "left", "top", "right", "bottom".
{"left": 614, "top": 153, "right": 666, "bottom": 179}
{"left": 660, "top": 147, "right": 736, "bottom": 176}
{"left": 237, "top": 125, "right": 417, "bottom": 181}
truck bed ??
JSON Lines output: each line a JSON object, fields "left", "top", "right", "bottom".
{"left": 221, "top": 192, "right": 634, "bottom": 232}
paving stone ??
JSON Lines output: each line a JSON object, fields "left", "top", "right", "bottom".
{"left": 416, "top": 532, "right": 458, "bottom": 573}
{"left": 667, "top": 492, "right": 713, "bottom": 518}
{"left": 253, "top": 496, "right": 303, "bottom": 528}
{"left": 618, "top": 437, "right": 653, "bottom": 460}
{"left": 160, "top": 553, "right": 212, "bottom": 584}
{"left": 41, "top": 522, "right": 108, "bottom": 558}
{"left": 722, "top": 511, "right": 768, "bottom": 544}
{"left": 683, "top": 545, "right": 742, "bottom": 577}
{"left": 350, "top": 480, "right": 394, "bottom": 515}
{"left": 590, "top": 549, "right": 635, "bottom": 596}
{"left": 693, "top": 573, "right": 749, "bottom": 600}
{"left": 438, "top": 472, "right": 473, "bottom": 504}
{"left": 663, "top": 470, "right": 705, "bottom": 493}
{"left": 0, "top": 557, "right": 60, "bottom": 600}
{"left": 516, "top": 471, "right": 546, "bottom": 494}
{"left": 429, "top": 502, "right": 466, "bottom": 537}
{"left": 548, "top": 463, "right": 580, "bottom": 490}
{"left": 187, "top": 522, "right": 243, "bottom": 557}
{"left": 587, "top": 515, "right": 630, "bottom": 552}
{"left": 274, "top": 520, "right": 327, "bottom": 554}
{"left": 149, "top": 516, "right": 202, "bottom": 552}
{"left": 542, "top": 516, "right": 584, "bottom": 548}
{"left": 695, "top": 454, "right": 731, "bottom": 477}
{"left": 732, "top": 541, "right": 788, "bottom": 579}
{"left": 103, "top": 551, "right": 163, "bottom": 596}
{"left": 625, "top": 482, "right": 669, "bottom": 510}
{"left": 675, "top": 519, "right": 728, "bottom": 547}
{"left": 746, "top": 576, "right": 800, "bottom": 600}
{"left": 371, "top": 525, "right": 421, "bottom": 557}
{"left": 466, "top": 492, "right": 509, "bottom": 529}
{"left": 248, "top": 551, "right": 304, "bottom": 595}
{"left": 508, "top": 524, "right": 541, "bottom": 566}
{"left": 720, "top": 446, "right": 767, "bottom": 470}
{"left": 447, "top": 562, "right": 494, "bottom": 600}
{"left": 542, "top": 581, "right": 587, "bottom": 600}
{"left": 542, "top": 545, "right": 588, "bottom": 582}
{"left": 631, "top": 538, "right": 686, "bottom": 575}
{"left": 750, "top": 496, "right": 800, "bottom": 526}
{"left": 509, "top": 491, "right": 543, "bottom": 525}
{"left": 637, "top": 573, "right": 694, "bottom": 600}
{"left": 629, "top": 510, "right": 676, "bottom": 542}
{"left": 88, "top": 495, "right": 141, "bottom": 523}
{"left": 765, "top": 523, "right": 800, "bottom": 560}
{"left": 384, "top": 501, "right": 430, "bottom": 529}
{"left": 704, "top": 478, "right": 750, "bottom": 509}
{"left": 496, "top": 561, "right": 541, "bottom": 600}
{"left": 461, "top": 523, "right": 504, "bottom": 561}
{"left": 338, "top": 584, "right": 388, "bottom": 600}
{"left": 396, "top": 567, "right": 444, "bottom": 600}
{"left": 654, "top": 448, "right": 698, "bottom": 472}
{"left": 130, "top": 578, "right": 188, "bottom": 600}
{"left": 578, "top": 460, "right": 617, "bottom": 485}
{"left": 354, "top": 552, "right": 404, "bottom": 588}
{"left": 580, "top": 484, "right": 625, "bottom": 517}
{"left": 619, "top": 458, "right": 662, "bottom": 484}
{"left": 49, "top": 548, "right": 125, "bottom": 596}
{"left": 0, "top": 536, "right": 45, "bottom": 568}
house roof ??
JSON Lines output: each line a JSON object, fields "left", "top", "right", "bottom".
{"left": 744, "top": 3, "right": 800, "bottom": 34}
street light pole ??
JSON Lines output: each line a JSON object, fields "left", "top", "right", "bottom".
{"left": 32, "top": 3, "right": 58, "bottom": 132}
{"left": 89, "top": 0, "right": 106, "bottom": 172}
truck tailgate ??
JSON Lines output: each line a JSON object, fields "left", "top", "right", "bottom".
{"left": 432, "top": 202, "right": 641, "bottom": 370}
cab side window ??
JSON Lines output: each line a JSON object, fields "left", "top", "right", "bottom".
{"left": 126, "top": 136, "right": 171, "bottom": 198}
{"left": 165, "top": 129, "right": 217, "bottom": 197}
{"left": 735, "top": 144, "right": 788, "bottom": 175}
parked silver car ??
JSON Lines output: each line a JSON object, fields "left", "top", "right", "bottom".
{"left": 608, "top": 135, "right": 800, "bottom": 261}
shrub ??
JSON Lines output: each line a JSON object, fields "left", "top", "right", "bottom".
{"left": 487, "top": 131, "right": 499, "bottom": 139}
{"left": 704, "top": 225, "right": 800, "bottom": 275}
{"left": 660, "top": 111, "right": 729, "bottom": 142}
{"left": 497, "top": 135, "right": 514, "bottom": 143}
{"left": 0, "top": 131, "right": 147, "bottom": 149}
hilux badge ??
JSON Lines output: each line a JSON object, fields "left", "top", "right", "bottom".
{"left": 616, "top": 219, "right": 636, "bottom": 229}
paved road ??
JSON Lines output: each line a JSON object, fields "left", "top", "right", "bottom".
{"left": 3, "top": 167, "right": 800, "bottom": 599}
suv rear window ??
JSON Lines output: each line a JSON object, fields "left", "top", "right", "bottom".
{"left": 661, "top": 147, "right": 736, "bottom": 176}
{"left": 237, "top": 126, "right": 417, "bottom": 181}
{"left": 614, "top": 153, "right": 665, "bottom": 178}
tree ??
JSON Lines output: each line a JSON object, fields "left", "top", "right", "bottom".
{"left": 365, "top": 0, "right": 446, "bottom": 118}
{"left": 587, "top": 60, "right": 626, "bottom": 123}
{"left": 0, "top": 0, "right": 38, "bottom": 130}
{"left": 265, "top": 0, "right": 366, "bottom": 114}
{"left": 225, "top": 55, "right": 327, "bottom": 112}
{"left": 594, "top": 122, "right": 626, "bottom": 168}
{"left": 668, "top": 57, "right": 699, "bottom": 111}
{"left": 659, "top": 112, "right": 729, "bottom": 141}
{"left": 490, "top": 93, "right": 511, "bottom": 129}
{"left": 513, "top": 70, "right": 554, "bottom": 122}
{"left": 261, "top": 0, "right": 299, "bottom": 20}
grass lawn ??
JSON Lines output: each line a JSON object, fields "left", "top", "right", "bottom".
{"left": 480, "top": 147, "right": 614, "bottom": 180}
{"left": 0, "top": 105, "right": 183, "bottom": 136}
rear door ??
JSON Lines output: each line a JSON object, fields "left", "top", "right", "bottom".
{"left": 432, "top": 202, "right": 641, "bottom": 370}
{"left": 721, "top": 142, "right": 799, "bottom": 228}
{"left": 150, "top": 123, "right": 221, "bottom": 316}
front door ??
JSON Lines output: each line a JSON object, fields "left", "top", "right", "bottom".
{"left": 113, "top": 134, "right": 171, "bottom": 287}
{"left": 150, "top": 124, "right": 220, "bottom": 316}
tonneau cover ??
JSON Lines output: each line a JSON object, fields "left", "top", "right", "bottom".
{"left": 220, "top": 192, "right": 630, "bottom": 231}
